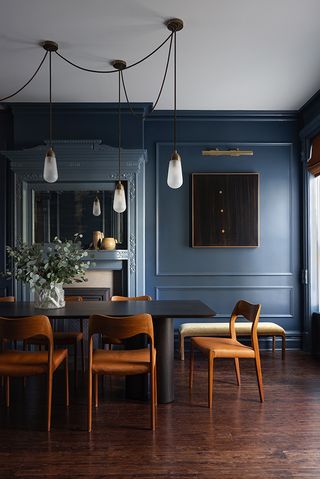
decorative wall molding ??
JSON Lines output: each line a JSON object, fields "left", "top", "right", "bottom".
{"left": 155, "top": 141, "right": 294, "bottom": 277}
{"left": 155, "top": 285, "right": 294, "bottom": 318}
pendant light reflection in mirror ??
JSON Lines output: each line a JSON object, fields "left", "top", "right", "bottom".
{"left": 92, "top": 192, "right": 101, "bottom": 216}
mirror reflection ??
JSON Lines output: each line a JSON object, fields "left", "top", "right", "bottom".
{"left": 33, "top": 188, "right": 127, "bottom": 249}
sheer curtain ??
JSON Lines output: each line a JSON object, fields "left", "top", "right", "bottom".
{"left": 309, "top": 175, "right": 320, "bottom": 312}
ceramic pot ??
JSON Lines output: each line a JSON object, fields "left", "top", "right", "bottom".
{"left": 101, "top": 237, "right": 117, "bottom": 250}
{"left": 92, "top": 231, "right": 104, "bottom": 249}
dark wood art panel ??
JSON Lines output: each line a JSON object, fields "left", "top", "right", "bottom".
{"left": 192, "top": 173, "right": 259, "bottom": 247}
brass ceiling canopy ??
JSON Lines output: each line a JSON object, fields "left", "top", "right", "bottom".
{"left": 202, "top": 149, "right": 254, "bottom": 157}
{"left": 42, "top": 41, "right": 59, "bottom": 52}
{"left": 166, "top": 18, "right": 184, "bottom": 32}
{"left": 111, "top": 60, "right": 127, "bottom": 71}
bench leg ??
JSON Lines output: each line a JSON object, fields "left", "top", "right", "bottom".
{"left": 272, "top": 336, "right": 276, "bottom": 353}
{"left": 179, "top": 333, "right": 185, "bottom": 361}
{"left": 281, "top": 333, "right": 286, "bottom": 360}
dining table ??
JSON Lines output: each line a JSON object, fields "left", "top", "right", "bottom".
{"left": 0, "top": 299, "right": 216, "bottom": 403}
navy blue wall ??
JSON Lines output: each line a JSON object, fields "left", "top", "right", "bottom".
{"left": 0, "top": 105, "right": 302, "bottom": 348}
{"left": 145, "top": 111, "right": 302, "bottom": 347}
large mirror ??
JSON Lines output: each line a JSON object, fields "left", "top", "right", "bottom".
{"left": 32, "top": 184, "right": 127, "bottom": 249}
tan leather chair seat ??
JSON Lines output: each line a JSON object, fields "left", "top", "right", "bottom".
{"left": 192, "top": 337, "right": 255, "bottom": 358}
{"left": 0, "top": 349, "right": 68, "bottom": 376}
{"left": 92, "top": 347, "right": 156, "bottom": 375}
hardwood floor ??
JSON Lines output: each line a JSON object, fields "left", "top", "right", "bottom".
{"left": 1, "top": 351, "right": 320, "bottom": 478}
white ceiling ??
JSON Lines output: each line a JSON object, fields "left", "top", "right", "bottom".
{"left": 0, "top": 0, "right": 320, "bottom": 110}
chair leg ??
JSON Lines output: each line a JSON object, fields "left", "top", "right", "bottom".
{"left": 80, "top": 319, "right": 85, "bottom": 377}
{"left": 154, "top": 365, "right": 158, "bottom": 407}
{"left": 5, "top": 377, "right": 10, "bottom": 408}
{"left": 81, "top": 338, "right": 85, "bottom": 378}
{"left": 74, "top": 340, "right": 78, "bottom": 388}
{"left": 282, "top": 334, "right": 286, "bottom": 360}
{"left": 151, "top": 367, "right": 156, "bottom": 430}
{"left": 272, "top": 336, "right": 276, "bottom": 353}
{"left": 189, "top": 341, "right": 194, "bottom": 389}
{"left": 94, "top": 373, "right": 99, "bottom": 408}
{"left": 47, "top": 372, "right": 53, "bottom": 432}
{"left": 65, "top": 355, "right": 69, "bottom": 407}
{"left": 234, "top": 358, "right": 241, "bottom": 386}
{"left": 255, "top": 354, "right": 264, "bottom": 402}
{"left": 88, "top": 370, "right": 92, "bottom": 432}
{"left": 208, "top": 354, "right": 214, "bottom": 409}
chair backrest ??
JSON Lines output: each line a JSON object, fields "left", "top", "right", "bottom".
{"left": 89, "top": 313, "right": 154, "bottom": 343}
{"left": 65, "top": 296, "right": 83, "bottom": 302}
{"left": 0, "top": 315, "right": 53, "bottom": 343}
{"left": 111, "top": 295, "right": 152, "bottom": 302}
{"left": 0, "top": 296, "right": 15, "bottom": 302}
{"left": 229, "top": 300, "right": 261, "bottom": 351}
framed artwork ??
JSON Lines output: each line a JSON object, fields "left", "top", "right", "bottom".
{"left": 192, "top": 173, "right": 259, "bottom": 248}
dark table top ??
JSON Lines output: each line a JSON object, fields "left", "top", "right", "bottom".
{"left": 0, "top": 300, "right": 216, "bottom": 320}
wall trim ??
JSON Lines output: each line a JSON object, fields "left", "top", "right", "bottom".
{"left": 155, "top": 141, "right": 294, "bottom": 277}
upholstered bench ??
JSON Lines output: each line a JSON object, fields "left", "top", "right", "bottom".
{"left": 178, "top": 322, "right": 286, "bottom": 361}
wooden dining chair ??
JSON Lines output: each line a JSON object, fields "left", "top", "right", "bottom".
{"left": 189, "top": 300, "right": 264, "bottom": 408}
{"left": 0, "top": 296, "right": 15, "bottom": 303}
{"left": 111, "top": 295, "right": 152, "bottom": 302}
{"left": 88, "top": 313, "right": 157, "bottom": 431}
{"left": 102, "top": 295, "right": 152, "bottom": 349}
{"left": 53, "top": 295, "right": 85, "bottom": 387}
{"left": 0, "top": 315, "right": 69, "bottom": 431}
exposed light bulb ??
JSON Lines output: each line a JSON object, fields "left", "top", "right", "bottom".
{"left": 113, "top": 181, "right": 126, "bottom": 213}
{"left": 43, "top": 147, "right": 58, "bottom": 183}
{"left": 92, "top": 196, "right": 101, "bottom": 216}
{"left": 167, "top": 150, "right": 183, "bottom": 189}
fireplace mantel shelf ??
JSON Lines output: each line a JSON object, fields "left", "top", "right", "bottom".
{"left": 86, "top": 249, "right": 128, "bottom": 271}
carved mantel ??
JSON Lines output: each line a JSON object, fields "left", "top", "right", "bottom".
{"left": 2, "top": 139, "right": 147, "bottom": 298}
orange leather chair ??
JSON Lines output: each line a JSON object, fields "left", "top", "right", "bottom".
{"left": 26, "top": 295, "right": 85, "bottom": 387}
{"left": 88, "top": 313, "right": 157, "bottom": 431}
{"left": 102, "top": 295, "right": 152, "bottom": 349}
{"left": 0, "top": 297, "right": 15, "bottom": 303}
{"left": 111, "top": 295, "right": 152, "bottom": 301}
{"left": 0, "top": 315, "right": 69, "bottom": 431}
{"left": 189, "top": 300, "right": 264, "bottom": 408}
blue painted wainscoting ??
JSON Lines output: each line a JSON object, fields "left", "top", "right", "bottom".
{"left": 144, "top": 111, "right": 302, "bottom": 352}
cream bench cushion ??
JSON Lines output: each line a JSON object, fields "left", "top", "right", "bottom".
{"left": 179, "top": 322, "right": 286, "bottom": 360}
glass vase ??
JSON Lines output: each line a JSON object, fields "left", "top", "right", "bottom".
{"left": 34, "top": 283, "right": 65, "bottom": 309}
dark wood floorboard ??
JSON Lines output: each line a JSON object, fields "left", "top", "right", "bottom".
{"left": 0, "top": 351, "right": 320, "bottom": 478}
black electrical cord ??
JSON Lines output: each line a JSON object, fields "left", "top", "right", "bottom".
{"left": 120, "top": 32, "right": 173, "bottom": 117}
{"left": 49, "top": 51, "right": 52, "bottom": 146}
{"left": 118, "top": 69, "right": 121, "bottom": 182}
{"left": 55, "top": 32, "right": 173, "bottom": 74}
{"left": 173, "top": 30, "right": 177, "bottom": 151}
{"left": 0, "top": 51, "right": 48, "bottom": 102}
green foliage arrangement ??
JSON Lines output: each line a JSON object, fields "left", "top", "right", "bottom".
{"left": 5, "top": 234, "right": 90, "bottom": 291}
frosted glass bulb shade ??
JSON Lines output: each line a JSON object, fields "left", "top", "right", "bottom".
{"left": 167, "top": 150, "right": 183, "bottom": 189}
{"left": 92, "top": 197, "right": 101, "bottom": 216}
{"left": 43, "top": 148, "right": 58, "bottom": 183}
{"left": 113, "top": 182, "right": 126, "bottom": 213}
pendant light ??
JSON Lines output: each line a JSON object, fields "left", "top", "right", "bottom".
{"left": 112, "top": 60, "right": 127, "bottom": 213}
{"left": 166, "top": 19, "right": 184, "bottom": 189}
{"left": 43, "top": 41, "right": 58, "bottom": 183}
{"left": 92, "top": 192, "right": 101, "bottom": 216}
